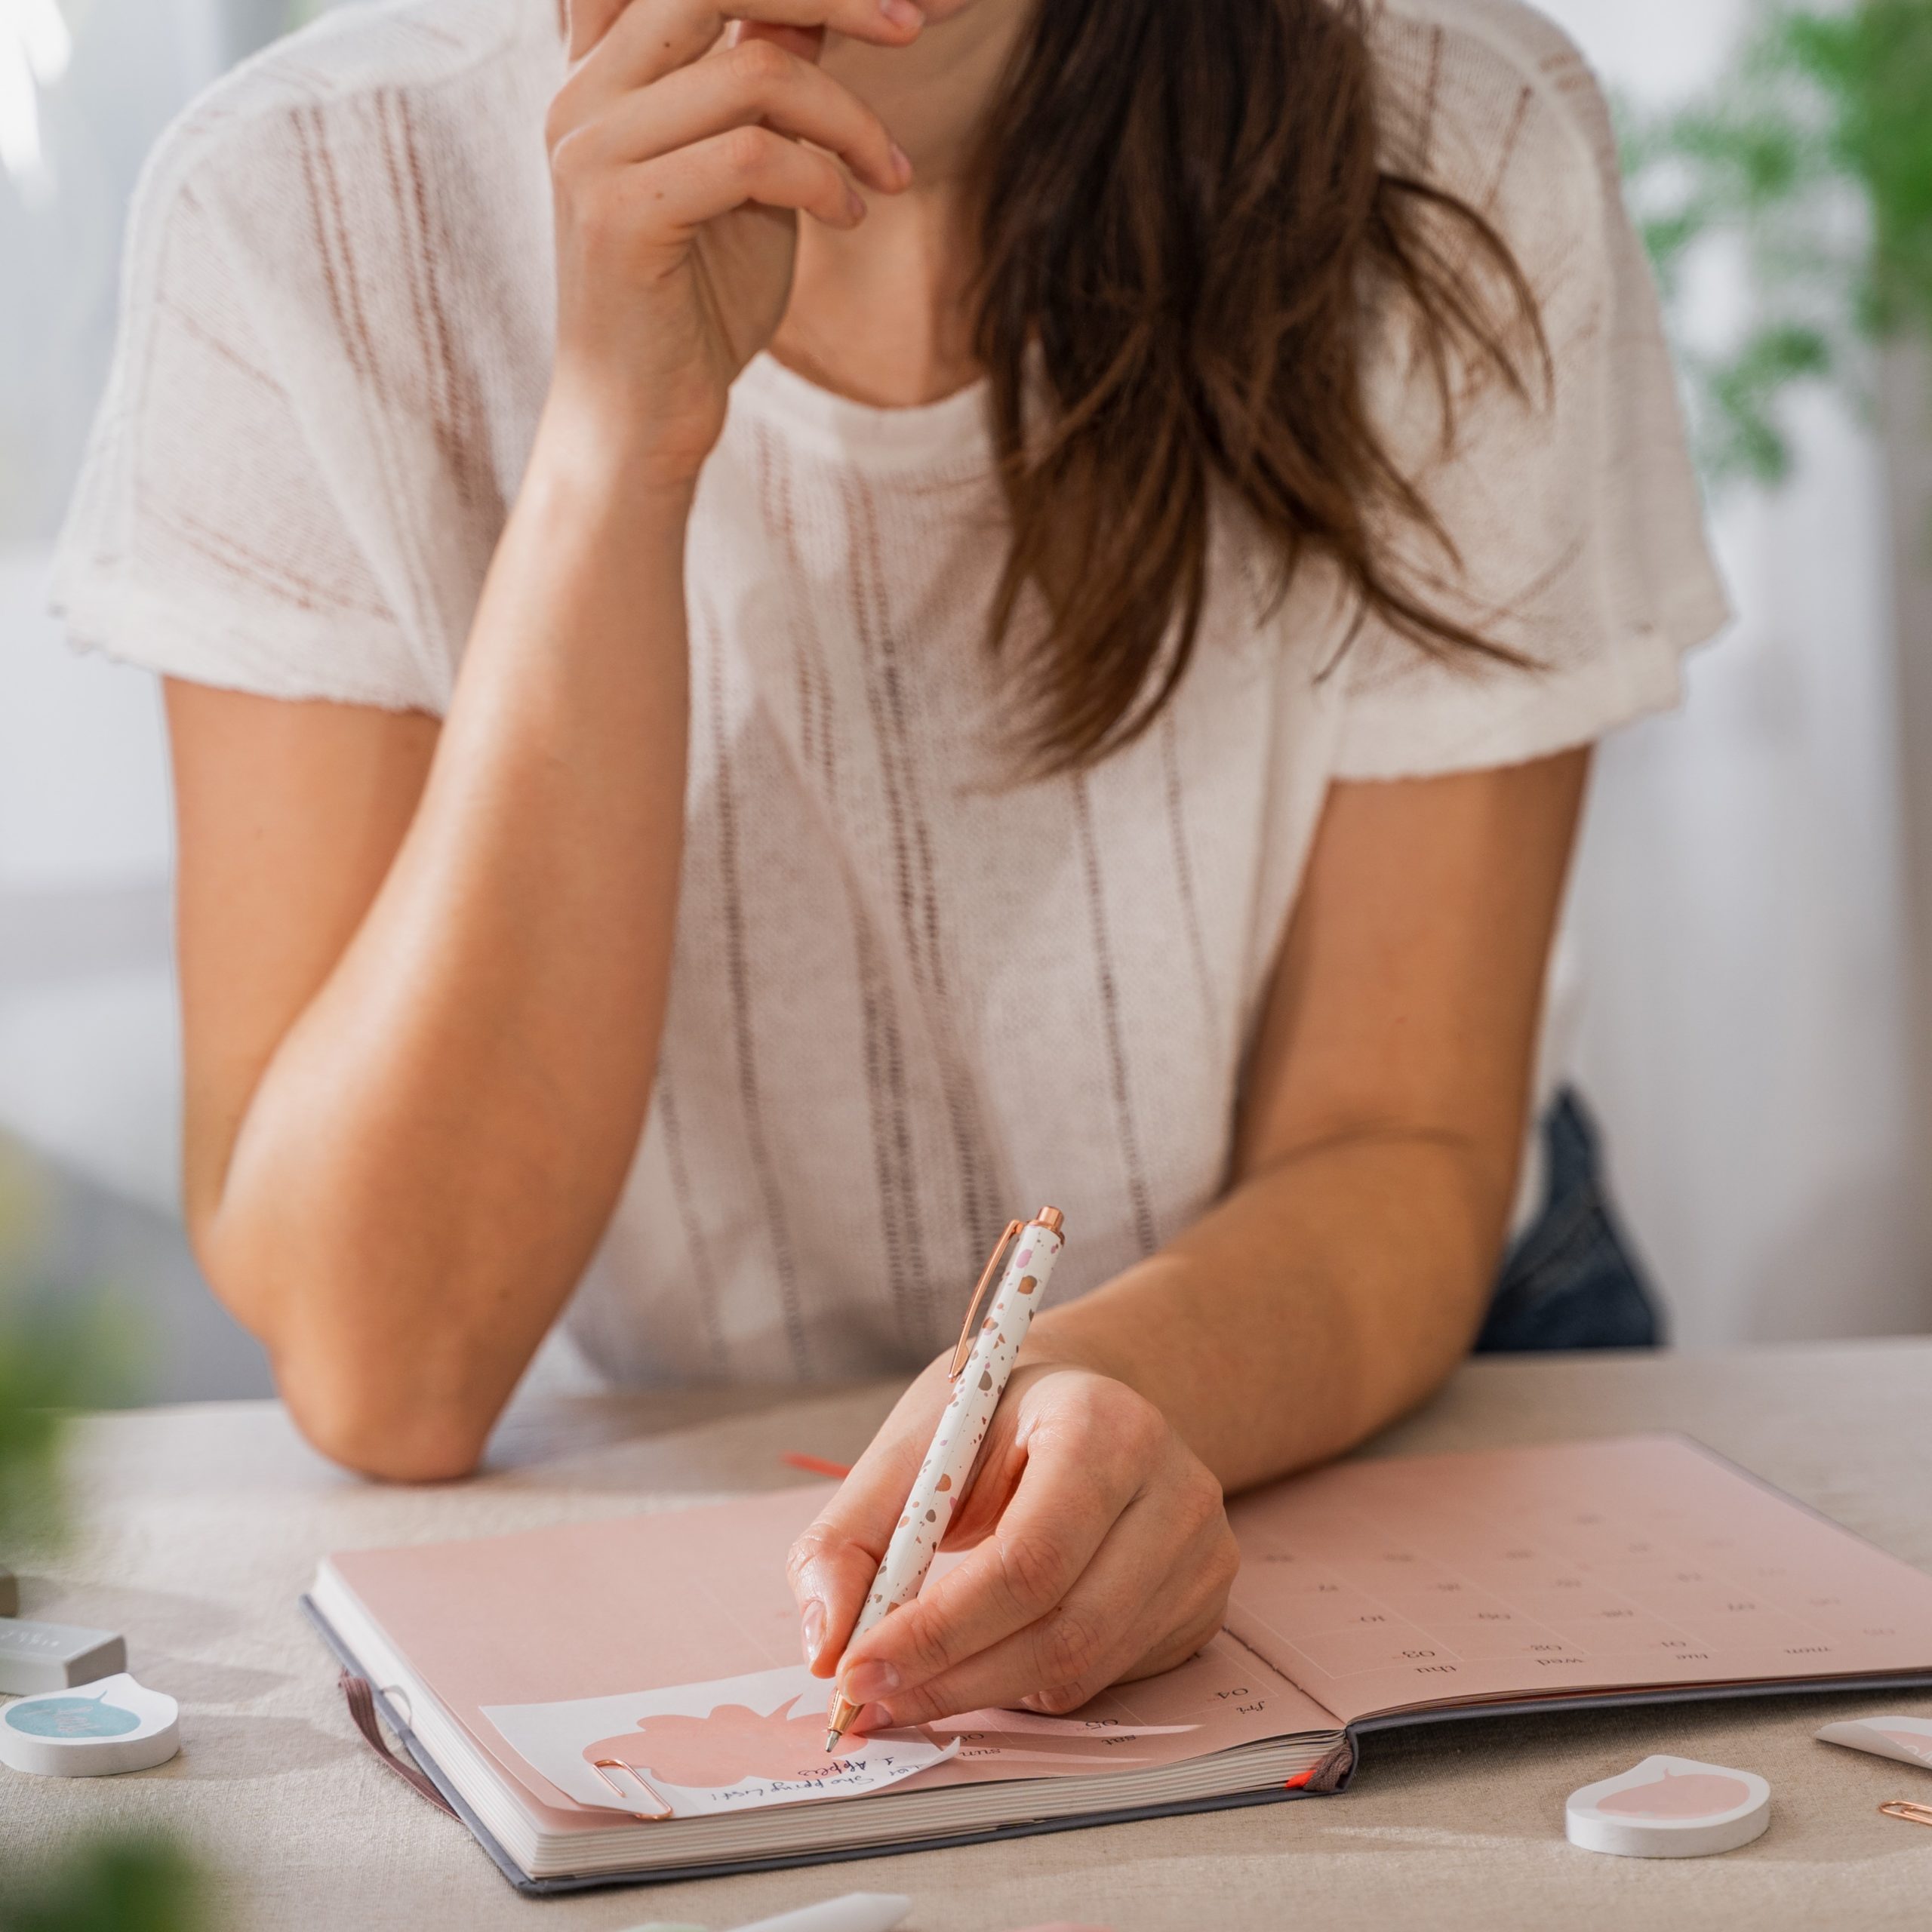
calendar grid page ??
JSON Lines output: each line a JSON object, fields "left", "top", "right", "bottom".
{"left": 1225, "top": 1435, "right": 1932, "bottom": 1727}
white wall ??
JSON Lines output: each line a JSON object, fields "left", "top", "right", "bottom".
{"left": 0, "top": 549, "right": 178, "bottom": 1216}
{"left": 1541, "top": 0, "right": 1930, "bottom": 1341}
{"left": 0, "top": 0, "right": 225, "bottom": 1214}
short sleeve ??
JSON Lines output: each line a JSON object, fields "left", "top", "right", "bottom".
{"left": 1330, "top": 7, "right": 1731, "bottom": 782}
{"left": 51, "top": 92, "right": 454, "bottom": 712}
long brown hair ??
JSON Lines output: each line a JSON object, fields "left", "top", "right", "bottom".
{"left": 972, "top": 0, "right": 1548, "bottom": 770}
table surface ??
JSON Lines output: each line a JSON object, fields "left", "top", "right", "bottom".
{"left": 10, "top": 1340, "right": 1932, "bottom": 1930}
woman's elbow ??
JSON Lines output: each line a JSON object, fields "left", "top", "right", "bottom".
{"left": 281, "top": 1367, "right": 492, "bottom": 1483}
{"left": 193, "top": 1220, "right": 500, "bottom": 1481}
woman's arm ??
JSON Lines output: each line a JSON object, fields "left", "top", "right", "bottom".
{"left": 168, "top": 0, "right": 921, "bottom": 1481}
{"left": 170, "top": 463, "right": 693, "bottom": 1484}
{"left": 792, "top": 748, "right": 1590, "bottom": 1724}
{"left": 1040, "top": 746, "right": 1592, "bottom": 1485}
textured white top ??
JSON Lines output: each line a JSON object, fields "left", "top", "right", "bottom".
{"left": 52, "top": 0, "right": 1728, "bottom": 1385}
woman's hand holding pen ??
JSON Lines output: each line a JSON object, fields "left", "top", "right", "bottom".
{"left": 542, "top": 0, "right": 920, "bottom": 494}
{"left": 787, "top": 1358, "right": 1241, "bottom": 1729}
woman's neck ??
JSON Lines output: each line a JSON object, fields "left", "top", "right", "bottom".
{"left": 769, "top": 0, "right": 1032, "bottom": 409}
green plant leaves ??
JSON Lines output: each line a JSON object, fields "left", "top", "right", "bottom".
{"left": 0, "top": 1835, "right": 206, "bottom": 1932}
{"left": 0, "top": 1160, "right": 206, "bottom": 1920}
{"left": 1622, "top": 0, "right": 1932, "bottom": 487}
{"left": 0, "top": 1142, "right": 149, "bottom": 1555}
{"left": 0, "top": 1285, "right": 144, "bottom": 1555}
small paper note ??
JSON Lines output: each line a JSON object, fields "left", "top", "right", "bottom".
{"left": 1817, "top": 1714, "right": 1932, "bottom": 1771}
{"left": 928, "top": 1706, "right": 1200, "bottom": 1767}
{"left": 484, "top": 1663, "right": 955, "bottom": 1818}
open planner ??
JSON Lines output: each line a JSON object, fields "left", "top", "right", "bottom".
{"left": 303, "top": 1434, "right": 1932, "bottom": 1892}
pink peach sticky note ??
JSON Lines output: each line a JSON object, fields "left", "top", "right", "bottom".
{"left": 1567, "top": 1755, "right": 1770, "bottom": 1858}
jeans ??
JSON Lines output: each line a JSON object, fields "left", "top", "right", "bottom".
{"left": 1475, "top": 1088, "right": 1662, "bottom": 1352}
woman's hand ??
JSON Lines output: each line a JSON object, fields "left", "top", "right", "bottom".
{"left": 544, "top": 0, "right": 921, "bottom": 489}
{"left": 786, "top": 1358, "right": 1240, "bottom": 1727}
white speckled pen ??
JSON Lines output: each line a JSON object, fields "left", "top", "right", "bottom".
{"left": 823, "top": 1207, "right": 1068, "bottom": 1752}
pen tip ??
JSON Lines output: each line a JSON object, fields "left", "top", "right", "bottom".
{"left": 823, "top": 1728, "right": 843, "bottom": 1755}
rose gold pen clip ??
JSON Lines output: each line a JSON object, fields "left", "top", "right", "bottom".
{"left": 945, "top": 1207, "right": 1065, "bottom": 1378}
{"left": 947, "top": 1220, "right": 1022, "bottom": 1378}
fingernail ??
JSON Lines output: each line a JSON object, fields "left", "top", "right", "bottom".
{"left": 889, "top": 141, "right": 912, "bottom": 185}
{"left": 841, "top": 1659, "right": 900, "bottom": 1703}
{"left": 879, "top": 0, "right": 924, "bottom": 28}
{"left": 800, "top": 1598, "right": 826, "bottom": 1666}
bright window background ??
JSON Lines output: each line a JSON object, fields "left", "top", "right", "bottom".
{"left": 1537, "top": 0, "right": 1930, "bottom": 1346}
{"left": 1, "top": 0, "right": 342, "bottom": 1398}
{"left": 1, "top": 0, "right": 1925, "bottom": 1400}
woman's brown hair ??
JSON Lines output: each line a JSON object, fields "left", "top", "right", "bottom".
{"left": 973, "top": 0, "right": 1547, "bottom": 770}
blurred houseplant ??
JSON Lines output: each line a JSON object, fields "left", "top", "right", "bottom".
{"left": 1622, "top": 0, "right": 1932, "bottom": 487}
{"left": 0, "top": 1147, "right": 204, "bottom": 1932}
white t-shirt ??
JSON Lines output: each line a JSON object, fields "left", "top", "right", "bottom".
{"left": 52, "top": 0, "right": 1727, "bottom": 1384}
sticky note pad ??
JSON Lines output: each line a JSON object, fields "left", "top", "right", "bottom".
{"left": 0, "top": 1619, "right": 126, "bottom": 1695}
{"left": 0, "top": 1673, "right": 180, "bottom": 1778}
{"left": 1567, "top": 1755, "right": 1770, "bottom": 1858}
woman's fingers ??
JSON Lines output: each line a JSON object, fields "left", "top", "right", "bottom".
{"left": 786, "top": 1515, "right": 882, "bottom": 1677}
{"left": 626, "top": 124, "right": 864, "bottom": 232}
{"left": 558, "top": 0, "right": 922, "bottom": 124}
{"left": 832, "top": 1395, "right": 1158, "bottom": 1711}
{"left": 568, "top": 36, "right": 909, "bottom": 195}
{"left": 786, "top": 1388, "right": 936, "bottom": 1675}
{"left": 858, "top": 1480, "right": 1237, "bottom": 1729}
{"left": 841, "top": 1479, "right": 1118, "bottom": 1697}
{"left": 794, "top": 1364, "right": 1239, "bottom": 1731}
{"left": 563, "top": 0, "right": 630, "bottom": 57}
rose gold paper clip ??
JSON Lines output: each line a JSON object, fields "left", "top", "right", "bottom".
{"left": 1880, "top": 1799, "right": 1932, "bottom": 1828}
{"left": 589, "top": 1757, "right": 674, "bottom": 1820}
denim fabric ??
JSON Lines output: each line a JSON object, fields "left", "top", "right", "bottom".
{"left": 1475, "top": 1088, "right": 1662, "bottom": 1352}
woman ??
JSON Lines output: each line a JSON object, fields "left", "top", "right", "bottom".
{"left": 54, "top": 0, "right": 1724, "bottom": 1732}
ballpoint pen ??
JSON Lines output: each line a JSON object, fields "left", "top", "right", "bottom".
{"left": 823, "top": 1206, "right": 1067, "bottom": 1753}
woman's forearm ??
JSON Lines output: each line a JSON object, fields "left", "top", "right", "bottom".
{"left": 1029, "top": 1130, "right": 1510, "bottom": 1494}
{"left": 183, "top": 0, "right": 926, "bottom": 1478}
{"left": 202, "top": 429, "right": 694, "bottom": 1475}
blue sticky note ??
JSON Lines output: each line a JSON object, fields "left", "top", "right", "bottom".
{"left": 7, "top": 1693, "right": 143, "bottom": 1739}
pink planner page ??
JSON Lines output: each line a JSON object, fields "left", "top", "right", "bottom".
{"left": 325, "top": 1484, "right": 1340, "bottom": 1828}
{"left": 1225, "top": 1434, "right": 1932, "bottom": 1726}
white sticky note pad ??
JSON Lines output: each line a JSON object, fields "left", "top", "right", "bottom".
{"left": 1817, "top": 1714, "right": 1932, "bottom": 1772}
{"left": 0, "top": 1673, "right": 180, "bottom": 1777}
{"left": 1566, "top": 1755, "right": 1770, "bottom": 1858}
